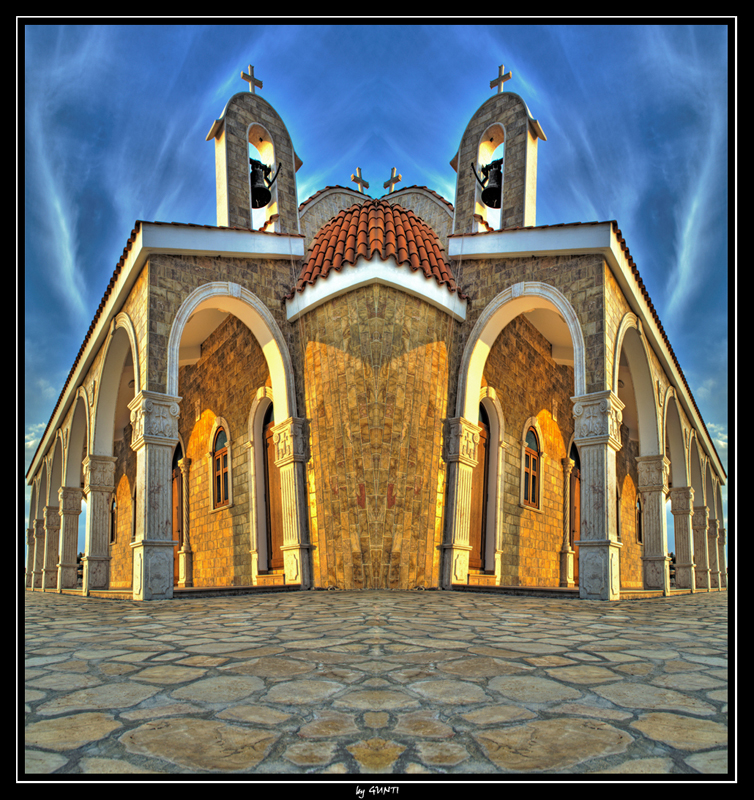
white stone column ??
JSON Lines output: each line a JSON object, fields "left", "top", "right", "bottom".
{"left": 560, "top": 457, "right": 575, "bottom": 588}
{"left": 82, "top": 454, "right": 117, "bottom": 592}
{"left": 707, "top": 518, "right": 720, "bottom": 589}
{"left": 571, "top": 391, "right": 624, "bottom": 601}
{"left": 636, "top": 455, "right": 671, "bottom": 594}
{"left": 129, "top": 391, "right": 181, "bottom": 600}
{"left": 271, "top": 416, "right": 312, "bottom": 588}
{"left": 669, "top": 486, "right": 695, "bottom": 590}
{"left": 177, "top": 457, "right": 193, "bottom": 587}
{"left": 441, "top": 417, "right": 481, "bottom": 588}
{"left": 42, "top": 506, "right": 61, "bottom": 590}
{"left": 33, "top": 518, "right": 45, "bottom": 588}
{"left": 693, "top": 506, "right": 710, "bottom": 590}
{"left": 58, "top": 486, "right": 83, "bottom": 590}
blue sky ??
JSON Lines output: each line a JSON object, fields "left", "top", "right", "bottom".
{"left": 23, "top": 23, "right": 731, "bottom": 551}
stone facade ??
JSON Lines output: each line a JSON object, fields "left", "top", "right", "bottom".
{"left": 25, "top": 71, "right": 727, "bottom": 601}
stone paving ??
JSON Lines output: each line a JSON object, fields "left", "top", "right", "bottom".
{"left": 23, "top": 589, "right": 730, "bottom": 778}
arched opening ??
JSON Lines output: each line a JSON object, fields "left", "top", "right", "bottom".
{"left": 475, "top": 123, "right": 505, "bottom": 231}
{"left": 468, "top": 402, "right": 491, "bottom": 572}
{"left": 262, "top": 403, "right": 284, "bottom": 573}
{"left": 248, "top": 123, "right": 278, "bottom": 231}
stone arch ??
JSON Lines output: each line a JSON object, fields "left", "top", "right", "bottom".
{"left": 663, "top": 389, "right": 689, "bottom": 488}
{"left": 64, "top": 389, "right": 91, "bottom": 488}
{"left": 613, "top": 313, "right": 660, "bottom": 456}
{"left": 92, "top": 314, "right": 139, "bottom": 456}
{"left": 457, "top": 281, "right": 586, "bottom": 423}
{"left": 167, "top": 282, "right": 297, "bottom": 423}
{"left": 47, "top": 434, "right": 64, "bottom": 507}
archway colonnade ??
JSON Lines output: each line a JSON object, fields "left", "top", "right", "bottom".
{"left": 26, "top": 280, "right": 726, "bottom": 600}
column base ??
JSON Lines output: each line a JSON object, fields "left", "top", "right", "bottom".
{"left": 82, "top": 556, "right": 110, "bottom": 591}
{"left": 576, "top": 540, "right": 622, "bottom": 600}
{"left": 560, "top": 548, "right": 575, "bottom": 588}
{"left": 281, "top": 544, "right": 312, "bottom": 588}
{"left": 643, "top": 555, "right": 671, "bottom": 594}
{"left": 177, "top": 549, "right": 193, "bottom": 588}
{"left": 440, "top": 543, "right": 472, "bottom": 588}
{"left": 674, "top": 562, "right": 696, "bottom": 591}
{"left": 131, "top": 540, "right": 175, "bottom": 600}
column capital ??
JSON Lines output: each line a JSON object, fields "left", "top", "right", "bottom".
{"left": 636, "top": 454, "right": 671, "bottom": 493}
{"left": 58, "top": 486, "right": 84, "bottom": 513}
{"left": 571, "top": 391, "right": 624, "bottom": 451}
{"left": 692, "top": 505, "right": 710, "bottom": 529}
{"left": 271, "top": 417, "right": 308, "bottom": 468}
{"left": 668, "top": 485, "right": 695, "bottom": 513}
{"left": 43, "top": 506, "right": 60, "bottom": 530}
{"left": 128, "top": 390, "right": 181, "bottom": 451}
{"left": 83, "top": 454, "right": 117, "bottom": 493}
{"left": 443, "top": 417, "right": 482, "bottom": 468}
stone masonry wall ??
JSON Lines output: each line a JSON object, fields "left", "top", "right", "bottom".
{"left": 301, "top": 284, "right": 453, "bottom": 590}
{"left": 481, "top": 313, "right": 575, "bottom": 586}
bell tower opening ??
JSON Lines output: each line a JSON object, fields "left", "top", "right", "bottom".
{"left": 248, "top": 123, "right": 279, "bottom": 231}
{"left": 475, "top": 125, "right": 505, "bottom": 231}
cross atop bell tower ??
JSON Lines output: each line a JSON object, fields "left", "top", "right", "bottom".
{"left": 489, "top": 64, "right": 512, "bottom": 94}
{"left": 241, "top": 64, "right": 263, "bottom": 94}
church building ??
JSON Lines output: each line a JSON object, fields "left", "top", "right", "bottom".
{"left": 25, "top": 65, "right": 727, "bottom": 601}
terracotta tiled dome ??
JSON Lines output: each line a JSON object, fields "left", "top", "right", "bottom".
{"left": 289, "top": 198, "right": 465, "bottom": 298}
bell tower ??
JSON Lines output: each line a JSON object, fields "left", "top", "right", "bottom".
{"left": 206, "top": 65, "right": 303, "bottom": 233}
{"left": 450, "top": 64, "right": 547, "bottom": 234}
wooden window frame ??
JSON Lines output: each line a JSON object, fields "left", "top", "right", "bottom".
{"left": 523, "top": 427, "right": 540, "bottom": 509}
{"left": 213, "top": 428, "right": 230, "bottom": 509}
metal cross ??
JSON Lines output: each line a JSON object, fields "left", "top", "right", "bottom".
{"left": 490, "top": 64, "right": 512, "bottom": 94}
{"left": 351, "top": 167, "right": 369, "bottom": 193}
{"left": 383, "top": 167, "right": 402, "bottom": 193}
{"left": 241, "top": 64, "right": 263, "bottom": 94}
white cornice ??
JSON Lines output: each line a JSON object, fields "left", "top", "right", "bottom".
{"left": 285, "top": 255, "right": 467, "bottom": 323}
{"left": 449, "top": 224, "right": 725, "bottom": 483}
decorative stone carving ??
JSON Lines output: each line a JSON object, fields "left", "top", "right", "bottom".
{"left": 572, "top": 391, "right": 623, "bottom": 450}
{"left": 129, "top": 391, "right": 181, "bottom": 448}
{"left": 272, "top": 417, "right": 307, "bottom": 468}
{"left": 443, "top": 417, "right": 481, "bottom": 467}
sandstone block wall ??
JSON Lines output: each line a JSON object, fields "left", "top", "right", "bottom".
{"left": 301, "top": 284, "right": 453, "bottom": 590}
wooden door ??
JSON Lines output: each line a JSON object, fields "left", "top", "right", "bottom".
{"left": 172, "top": 466, "right": 182, "bottom": 585}
{"left": 570, "top": 466, "right": 580, "bottom": 585}
{"left": 264, "top": 419, "right": 285, "bottom": 571}
{"left": 468, "top": 420, "right": 489, "bottom": 571}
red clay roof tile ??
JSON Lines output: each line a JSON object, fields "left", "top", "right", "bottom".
{"left": 288, "top": 198, "right": 466, "bottom": 299}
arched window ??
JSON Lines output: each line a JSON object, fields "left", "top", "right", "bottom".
{"left": 213, "top": 428, "right": 229, "bottom": 508}
{"left": 109, "top": 496, "right": 117, "bottom": 545}
{"left": 636, "top": 496, "right": 643, "bottom": 544}
{"left": 523, "top": 428, "right": 540, "bottom": 509}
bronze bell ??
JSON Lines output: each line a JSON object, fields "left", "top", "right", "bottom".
{"left": 250, "top": 159, "right": 281, "bottom": 209}
{"left": 471, "top": 158, "right": 503, "bottom": 209}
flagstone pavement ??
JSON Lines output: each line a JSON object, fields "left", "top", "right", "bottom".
{"left": 23, "top": 589, "right": 730, "bottom": 778}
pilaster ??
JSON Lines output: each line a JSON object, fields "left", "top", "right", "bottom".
{"left": 571, "top": 391, "right": 624, "bottom": 600}
{"left": 636, "top": 454, "right": 671, "bottom": 594}
{"left": 128, "top": 391, "right": 181, "bottom": 600}
{"left": 272, "top": 416, "right": 312, "bottom": 588}
{"left": 33, "top": 518, "right": 45, "bottom": 589}
{"left": 42, "top": 506, "right": 61, "bottom": 590}
{"left": 707, "top": 518, "right": 720, "bottom": 589}
{"left": 82, "top": 454, "right": 117, "bottom": 592}
{"left": 441, "top": 417, "right": 481, "bottom": 588}
{"left": 717, "top": 527, "right": 727, "bottom": 589}
{"left": 668, "top": 486, "right": 695, "bottom": 590}
{"left": 693, "top": 506, "right": 710, "bottom": 590}
{"left": 25, "top": 526, "right": 35, "bottom": 588}
{"left": 58, "top": 487, "right": 83, "bottom": 590}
